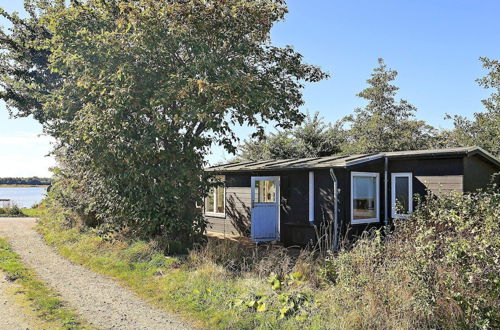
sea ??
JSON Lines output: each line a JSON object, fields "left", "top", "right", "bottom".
{"left": 0, "top": 187, "right": 48, "bottom": 208}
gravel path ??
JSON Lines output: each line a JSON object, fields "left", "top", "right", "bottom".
{"left": 0, "top": 272, "right": 34, "bottom": 330}
{"left": 0, "top": 218, "right": 190, "bottom": 330}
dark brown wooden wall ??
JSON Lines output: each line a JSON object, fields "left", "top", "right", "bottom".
{"left": 337, "top": 156, "right": 467, "bottom": 240}
{"left": 205, "top": 154, "right": 499, "bottom": 245}
{"left": 389, "top": 157, "right": 464, "bottom": 198}
{"left": 463, "top": 155, "right": 500, "bottom": 191}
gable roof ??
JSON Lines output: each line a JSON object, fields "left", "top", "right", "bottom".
{"left": 206, "top": 146, "right": 500, "bottom": 172}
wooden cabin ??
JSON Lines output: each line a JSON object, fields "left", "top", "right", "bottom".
{"left": 203, "top": 146, "right": 500, "bottom": 247}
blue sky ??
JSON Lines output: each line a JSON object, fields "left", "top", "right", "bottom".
{"left": 1, "top": 0, "right": 499, "bottom": 176}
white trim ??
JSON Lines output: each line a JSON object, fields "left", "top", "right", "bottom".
{"left": 309, "top": 171, "right": 314, "bottom": 224}
{"left": 250, "top": 176, "right": 280, "bottom": 242}
{"left": 391, "top": 172, "right": 413, "bottom": 218}
{"left": 345, "top": 154, "right": 385, "bottom": 167}
{"left": 205, "top": 176, "right": 226, "bottom": 218}
{"left": 351, "top": 172, "right": 380, "bottom": 224}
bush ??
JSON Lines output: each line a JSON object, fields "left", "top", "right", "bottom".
{"left": 38, "top": 189, "right": 499, "bottom": 329}
{"left": 320, "top": 190, "right": 500, "bottom": 329}
{"left": 0, "top": 204, "right": 24, "bottom": 217}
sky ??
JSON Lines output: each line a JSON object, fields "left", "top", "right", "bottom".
{"left": 1, "top": 0, "right": 499, "bottom": 177}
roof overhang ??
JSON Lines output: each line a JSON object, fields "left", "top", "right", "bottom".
{"left": 205, "top": 146, "right": 500, "bottom": 173}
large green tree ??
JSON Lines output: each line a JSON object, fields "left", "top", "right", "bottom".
{"left": 238, "top": 112, "right": 344, "bottom": 160}
{"left": 0, "top": 0, "right": 326, "bottom": 243}
{"left": 444, "top": 57, "right": 500, "bottom": 156}
{"left": 341, "top": 58, "right": 436, "bottom": 154}
{"left": 0, "top": 0, "right": 63, "bottom": 122}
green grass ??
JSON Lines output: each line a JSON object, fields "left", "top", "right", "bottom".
{"left": 21, "top": 207, "right": 47, "bottom": 218}
{"left": 0, "top": 207, "right": 45, "bottom": 218}
{"left": 35, "top": 190, "right": 499, "bottom": 329}
{"left": 0, "top": 237, "right": 90, "bottom": 329}
{"left": 37, "top": 215, "right": 323, "bottom": 329}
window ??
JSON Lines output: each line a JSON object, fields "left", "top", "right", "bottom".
{"left": 391, "top": 173, "right": 413, "bottom": 218}
{"left": 351, "top": 172, "right": 380, "bottom": 224}
{"left": 205, "top": 176, "right": 225, "bottom": 216}
{"left": 255, "top": 179, "right": 276, "bottom": 203}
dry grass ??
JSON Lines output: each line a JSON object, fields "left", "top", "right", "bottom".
{"left": 35, "top": 189, "right": 499, "bottom": 329}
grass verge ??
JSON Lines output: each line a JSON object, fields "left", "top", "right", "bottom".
{"left": 37, "top": 215, "right": 325, "bottom": 329}
{"left": 0, "top": 237, "right": 90, "bottom": 329}
{"left": 0, "top": 205, "right": 47, "bottom": 218}
{"left": 36, "top": 189, "right": 499, "bottom": 329}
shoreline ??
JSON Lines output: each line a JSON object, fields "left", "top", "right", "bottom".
{"left": 0, "top": 185, "right": 50, "bottom": 188}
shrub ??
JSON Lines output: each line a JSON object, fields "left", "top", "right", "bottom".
{"left": 320, "top": 190, "right": 500, "bottom": 329}
{"left": 0, "top": 204, "right": 24, "bottom": 217}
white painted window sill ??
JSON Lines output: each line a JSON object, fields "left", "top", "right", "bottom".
{"left": 205, "top": 212, "right": 226, "bottom": 218}
{"left": 351, "top": 218, "right": 380, "bottom": 225}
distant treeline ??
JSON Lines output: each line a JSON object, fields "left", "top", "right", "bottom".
{"left": 0, "top": 177, "right": 52, "bottom": 186}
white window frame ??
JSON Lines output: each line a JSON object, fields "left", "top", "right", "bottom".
{"left": 351, "top": 172, "right": 380, "bottom": 224}
{"left": 391, "top": 172, "right": 413, "bottom": 218}
{"left": 205, "top": 176, "right": 226, "bottom": 218}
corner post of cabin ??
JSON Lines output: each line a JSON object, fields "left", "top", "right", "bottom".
{"left": 308, "top": 171, "right": 314, "bottom": 226}
{"left": 384, "top": 156, "right": 389, "bottom": 226}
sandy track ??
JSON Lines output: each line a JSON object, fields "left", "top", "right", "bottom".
{"left": 0, "top": 272, "right": 34, "bottom": 330}
{"left": 0, "top": 218, "right": 190, "bottom": 330}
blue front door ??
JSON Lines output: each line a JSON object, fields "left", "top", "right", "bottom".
{"left": 251, "top": 176, "right": 280, "bottom": 242}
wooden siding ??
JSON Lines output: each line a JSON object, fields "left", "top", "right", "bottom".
{"left": 415, "top": 175, "right": 463, "bottom": 195}
{"left": 205, "top": 174, "right": 252, "bottom": 238}
{"left": 225, "top": 186, "right": 251, "bottom": 236}
{"left": 206, "top": 216, "right": 226, "bottom": 234}
{"left": 389, "top": 156, "right": 464, "bottom": 204}
{"left": 463, "top": 154, "right": 500, "bottom": 191}
{"left": 205, "top": 152, "right": 499, "bottom": 248}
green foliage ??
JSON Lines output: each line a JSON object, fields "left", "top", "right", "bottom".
{"left": 320, "top": 190, "right": 500, "bottom": 329}
{"left": 0, "top": 0, "right": 63, "bottom": 122}
{"left": 342, "top": 58, "right": 437, "bottom": 154}
{"left": 37, "top": 204, "right": 319, "bottom": 329}
{"left": 238, "top": 59, "right": 441, "bottom": 161}
{"left": 0, "top": 205, "right": 25, "bottom": 217}
{"left": 238, "top": 112, "right": 344, "bottom": 160}
{"left": 0, "top": 177, "right": 52, "bottom": 186}
{"left": 443, "top": 57, "right": 500, "bottom": 156}
{"left": 0, "top": 0, "right": 326, "bottom": 243}
{"left": 277, "top": 292, "right": 312, "bottom": 321}
{"left": 0, "top": 238, "right": 87, "bottom": 329}
{"left": 38, "top": 191, "right": 499, "bottom": 328}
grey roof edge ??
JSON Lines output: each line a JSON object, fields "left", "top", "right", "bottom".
{"left": 343, "top": 154, "right": 384, "bottom": 167}
{"left": 205, "top": 146, "right": 500, "bottom": 172}
{"left": 383, "top": 146, "right": 500, "bottom": 167}
{"left": 466, "top": 146, "right": 500, "bottom": 167}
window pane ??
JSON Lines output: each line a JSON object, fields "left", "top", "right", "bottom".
{"left": 256, "top": 180, "right": 276, "bottom": 203}
{"left": 395, "top": 176, "right": 409, "bottom": 214}
{"left": 205, "top": 189, "right": 215, "bottom": 213}
{"left": 216, "top": 186, "right": 224, "bottom": 213}
{"left": 353, "top": 176, "right": 377, "bottom": 220}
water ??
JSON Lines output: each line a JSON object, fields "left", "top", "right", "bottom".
{"left": 0, "top": 187, "right": 47, "bottom": 208}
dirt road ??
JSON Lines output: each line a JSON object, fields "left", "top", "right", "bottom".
{"left": 0, "top": 217, "right": 190, "bottom": 330}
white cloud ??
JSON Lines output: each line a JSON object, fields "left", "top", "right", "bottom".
{"left": 0, "top": 132, "right": 55, "bottom": 177}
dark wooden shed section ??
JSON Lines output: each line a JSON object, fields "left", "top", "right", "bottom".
{"left": 203, "top": 146, "right": 500, "bottom": 247}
